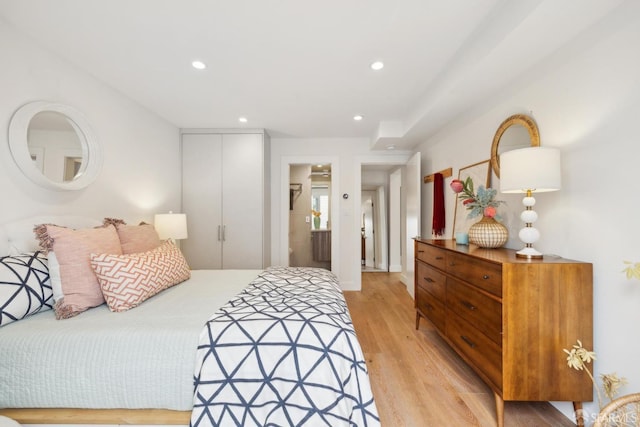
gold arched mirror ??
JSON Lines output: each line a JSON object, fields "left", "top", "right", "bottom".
{"left": 490, "top": 114, "right": 540, "bottom": 178}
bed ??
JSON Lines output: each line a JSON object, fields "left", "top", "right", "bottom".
{"left": 0, "top": 217, "right": 379, "bottom": 426}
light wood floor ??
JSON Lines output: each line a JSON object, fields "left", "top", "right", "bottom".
{"left": 344, "top": 272, "right": 576, "bottom": 427}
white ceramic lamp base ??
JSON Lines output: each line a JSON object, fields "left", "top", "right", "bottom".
{"left": 516, "top": 196, "right": 543, "bottom": 259}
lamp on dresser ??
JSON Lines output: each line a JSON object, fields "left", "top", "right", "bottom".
{"left": 499, "top": 146, "right": 561, "bottom": 259}
{"left": 154, "top": 211, "right": 188, "bottom": 242}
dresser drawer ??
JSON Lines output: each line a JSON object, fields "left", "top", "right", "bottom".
{"left": 416, "top": 261, "right": 446, "bottom": 301}
{"left": 447, "top": 252, "right": 502, "bottom": 297}
{"left": 446, "top": 312, "right": 502, "bottom": 390}
{"left": 415, "top": 241, "right": 446, "bottom": 270}
{"left": 416, "top": 287, "right": 445, "bottom": 332}
{"left": 447, "top": 278, "right": 502, "bottom": 345}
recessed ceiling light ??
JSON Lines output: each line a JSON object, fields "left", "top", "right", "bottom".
{"left": 386, "top": 144, "right": 396, "bottom": 150}
{"left": 370, "top": 61, "right": 384, "bottom": 71}
{"left": 192, "top": 60, "right": 206, "bottom": 70}
{"left": 353, "top": 115, "right": 364, "bottom": 121}
{"left": 238, "top": 117, "right": 248, "bottom": 123}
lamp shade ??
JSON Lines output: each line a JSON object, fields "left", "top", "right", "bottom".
{"left": 154, "top": 212, "right": 188, "bottom": 240}
{"left": 500, "top": 147, "right": 561, "bottom": 193}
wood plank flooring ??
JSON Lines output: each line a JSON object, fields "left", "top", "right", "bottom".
{"left": 344, "top": 272, "right": 576, "bottom": 427}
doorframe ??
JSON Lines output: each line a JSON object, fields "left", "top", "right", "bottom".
{"left": 353, "top": 153, "right": 412, "bottom": 291}
{"left": 280, "top": 156, "right": 340, "bottom": 276}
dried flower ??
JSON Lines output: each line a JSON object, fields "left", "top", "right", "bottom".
{"left": 563, "top": 340, "right": 627, "bottom": 409}
{"left": 311, "top": 210, "right": 321, "bottom": 217}
{"left": 601, "top": 373, "right": 627, "bottom": 401}
{"left": 450, "top": 177, "right": 504, "bottom": 220}
{"left": 622, "top": 261, "right": 640, "bottom": 280}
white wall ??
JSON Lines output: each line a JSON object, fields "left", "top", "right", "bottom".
{"left": 0, "top": 21, "right": 180, "bottom": 225}
{"left": 415, "top": 4, "right": 640, "bottom": 421}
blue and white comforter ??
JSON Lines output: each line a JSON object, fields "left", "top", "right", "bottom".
{"left": 191, "top": 267, "right": 380, "bottom": 426}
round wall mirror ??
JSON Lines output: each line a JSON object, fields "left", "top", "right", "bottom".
{"left": 8, "top": 101, "right": 102, "bottom": 191}
{"left": 490, "top": 114, "right": 540, "bottom": 178}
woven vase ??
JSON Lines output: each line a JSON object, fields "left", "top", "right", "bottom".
{"left": 468, "top": 216, "right": 508, "bottom": 248}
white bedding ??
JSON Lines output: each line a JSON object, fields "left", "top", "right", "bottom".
{"left": 191, "top": 267, "right": 379, "bottom": 426}
{"left": 0, "top": 269, "right": 261, "bottom": 411}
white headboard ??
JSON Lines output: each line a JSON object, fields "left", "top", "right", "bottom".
{"left": 0, "top": 216, "right": 102, "bottom": 256}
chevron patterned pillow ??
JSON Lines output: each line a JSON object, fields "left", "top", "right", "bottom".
{"left": 0, "top": 252, "right": 52, "bottom": 326}
{"left": 90, "top": 240, "right": 191, "bottom": 312}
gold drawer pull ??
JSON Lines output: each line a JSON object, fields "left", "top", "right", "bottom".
{"left": 425, "top": 303, "right": 433, "bottom": 311}
{"left": 482, "top": 274, "right": 490, "bottom": 280}
{"left": 461, "top": 300, "right": 477, "bottom": 311}
{"left": 460, "top": 335, "right": 476, "bottom": 348}
{"left": 417, "top": 250, "right": 425, "bottom": 253}
{"left": 435, "top": 256, "right": 444, "bottom": 260}
{"left": 449, "top": 262, "right": 456, "bottom": 266}
{"left": 424, "top": 277, "right": 435, "bottom": 283}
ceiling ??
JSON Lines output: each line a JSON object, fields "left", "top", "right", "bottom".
{"left": 0, "top": 0, "right": 624, "bottom": 150}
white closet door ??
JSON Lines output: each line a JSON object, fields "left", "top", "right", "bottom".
{"left": 181, "top": 133, "right": 223, "bottom": 269}
{"left": 221, "top": 133, "right": 264, "bottom": 269}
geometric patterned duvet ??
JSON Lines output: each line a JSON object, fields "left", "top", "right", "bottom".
{"left": 190, "top": 267, "right": 380, "bottom": 426}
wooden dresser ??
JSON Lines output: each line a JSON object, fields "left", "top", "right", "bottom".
{"left": 414, "top": 238, "right": 593, "bottom": 427}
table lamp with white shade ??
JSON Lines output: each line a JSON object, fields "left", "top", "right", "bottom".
{"left": 500, "top": 147, "right": 561, "bottom": 259}
{"left": 154, "top": 211, "right": 188, "bottom": 242}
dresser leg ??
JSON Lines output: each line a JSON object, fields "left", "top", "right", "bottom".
{"left": 415, "top": 312, "right": 421, "bottom": 330}
{"left": 573, "top": 401, "right": 584, "bottom": 427}
{"left": 494, "top": 391, "right": 504, "bottom": 427}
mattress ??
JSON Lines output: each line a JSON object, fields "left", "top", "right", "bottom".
{"left": 0, "top": 269, "right": 261, "bottom": 411}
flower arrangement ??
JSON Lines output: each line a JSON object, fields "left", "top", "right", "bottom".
{"left": 311, "top": 210, "right": 321, "bottom": 229}
{"left": 450, "top": 177, "right": 504, "bottom": 219}
{"left": 563, "top": 340, "right": 627, "bottom": 409}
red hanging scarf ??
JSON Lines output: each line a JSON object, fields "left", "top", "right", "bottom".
{"left": 432, "top": 173, "right": 445, "bottom": 236}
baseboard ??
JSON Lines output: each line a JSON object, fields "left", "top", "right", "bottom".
{"left": 389, "top": 264, "right": 402, "bottom": 272}
{"left": 339, "top": 281, "right": 358, "bottom": 291}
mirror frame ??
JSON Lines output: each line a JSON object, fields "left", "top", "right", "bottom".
{"left": 490, "top": 114, "right": 540, "bottom": 178}
{"left": 8, "top": 101, "right": 102, "bottom": 191}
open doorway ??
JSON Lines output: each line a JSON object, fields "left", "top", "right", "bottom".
{"left": 361, "top": 188, "right": 388, "bottom": 272}
{"left": 356, "top": 152, "right": 420, "bottom": 293}
{"left": 289, "top": 163, "right": 332, "bottom": 270}
{"left": 280, "top": 156, "right": 339, "bottom": 276}
{"left": 360, "top": 165, "right": 394, "bottom": 273}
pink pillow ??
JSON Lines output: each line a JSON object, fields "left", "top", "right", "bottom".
{"left": 103, "top": 218, "right": 162, "bottom": 254}
{"left": 90, "top": 240, "right": 191, "bottom": 312}
{"left": 34, "top": 224, "right": 122, "bottom": 319}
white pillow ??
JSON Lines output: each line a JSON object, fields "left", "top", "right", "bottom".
{"left": 0, "top": 252, "right": 52, "bottom": 326}
{"left": 48, "top": 251, "right": 63, "bottom": 302}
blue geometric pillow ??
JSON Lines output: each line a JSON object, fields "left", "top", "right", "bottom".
{"left": 0, "top": 252, "right": 52, "bottom": 326}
